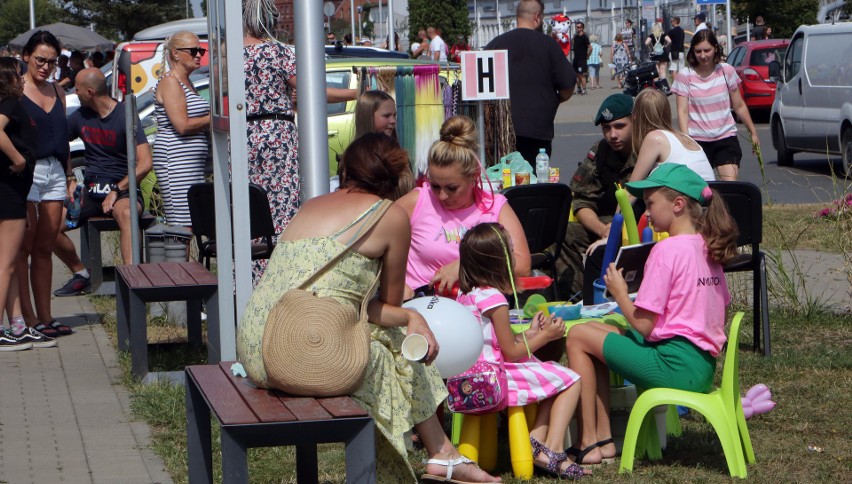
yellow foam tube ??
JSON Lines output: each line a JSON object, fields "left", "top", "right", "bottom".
{"left": 458, "top": 414, "right": 481, "bottom": 463}
{"left": 479, "top": 413, "right": 498, "bottom": 471}
{"left": 615, "top": 188, "right": 640, "bottom": 245}
{"left": 508, "top": 406, "right": 534, "bottom": 479}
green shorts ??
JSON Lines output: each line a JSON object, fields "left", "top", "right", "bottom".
{"left": 603, "top": 329, "right": 716, "bottom": 393}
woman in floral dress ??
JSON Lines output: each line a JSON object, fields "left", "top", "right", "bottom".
{"left": 243, "top": 0, "right": 355, "bottom": 282}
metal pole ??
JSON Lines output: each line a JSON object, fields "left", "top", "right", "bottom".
{"left": 379, "top": 1, "right": 383, "bottom": 45}
{"left": 350, "top": 0, "right": 356, "bottom": 42}
{"left": 388, "top": 0, "right": 395, "bottom": 51}
{"left": 29, "top": 0, "right": 35, "bottom": 29}
{"left": 295, "top": 0, "right": 330, "bottom": 201}
{"left": 746, "top": 15, "right": 750, "bottom": 42}
{"left": 477, "top": 104, "right": 486, "bottom": 167}
{"left": 726, "top": 0, "right": 732, "bottom": 54}
{"left": 125, "top": 94, "right": 140, "bottom": 264}
{"left": 497, "top": 0, "right": 502, "bottom": 36}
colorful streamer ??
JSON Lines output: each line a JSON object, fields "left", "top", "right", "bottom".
{"left": 615, "top": 186, "right": 640, "bottom": 245}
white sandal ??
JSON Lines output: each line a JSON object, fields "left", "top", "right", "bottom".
{"left": 421, "top": 455, "right": 488, "bottom": 483}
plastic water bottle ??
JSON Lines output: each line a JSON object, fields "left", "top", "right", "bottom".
{"left": 65, "top": 186, "right": 82, "bottom": 229}
{"left": 535, "top": 148, "right": 550, "bottom": 183}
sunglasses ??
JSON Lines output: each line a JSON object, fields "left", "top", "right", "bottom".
{"left": 176, "top": 47, "right": 206, "bottom": 57}
{"left": 33, "top": 56, "right": 58, "bottom": 68}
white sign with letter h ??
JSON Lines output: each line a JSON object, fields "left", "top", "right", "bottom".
{"left": 461, "top": 50, "right": 510, "bottom": 101}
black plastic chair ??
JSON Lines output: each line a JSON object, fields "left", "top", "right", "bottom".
{"left": 186, "top": 182, "right": 276, "bottom": 269}
{"left": 502, "top": 183, "right": 573, "bottom": 301}
{"left": 710, "top": 181, "right": 770, "bottom": 356}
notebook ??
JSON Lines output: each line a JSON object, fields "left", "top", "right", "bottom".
{"left": 604, "top": 242, "right": 656, "bottom": 299}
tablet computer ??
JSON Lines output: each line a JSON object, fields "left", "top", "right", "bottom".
{"left": 605, "top": 242, "right": 656, "bottom": 299}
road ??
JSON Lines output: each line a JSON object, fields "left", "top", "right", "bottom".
{"left": 546, "top": 78, "right": 849, "bottom": 205}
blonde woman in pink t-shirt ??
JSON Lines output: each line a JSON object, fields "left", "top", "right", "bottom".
{"left": 396, "top": 115, "right": 531, "bottom": 299}
{"left": 564, "top": 164, "right": 738, "bottom": 465}
{"left": 671, "top": 29, "right": 758, "bottom": 181}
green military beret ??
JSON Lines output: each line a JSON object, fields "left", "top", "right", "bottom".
{"left": 594, "top": 94, "right": 634, "bottom": 125}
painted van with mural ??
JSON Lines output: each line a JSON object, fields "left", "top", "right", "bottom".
{"left": 111, "top": 40, "right": 210, "bottom": 98}
{"left": 111, "top": 17, "right": 210, "bottom": 98}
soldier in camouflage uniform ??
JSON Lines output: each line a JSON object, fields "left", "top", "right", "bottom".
{"left": 556, "top": 94, "right": 637, "bottom": 301}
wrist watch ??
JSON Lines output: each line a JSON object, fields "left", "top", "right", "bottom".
{"left": 109, "top": 183, "right": 120, "bottom": 194}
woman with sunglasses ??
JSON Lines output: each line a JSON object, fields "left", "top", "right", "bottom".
{"left": 152, "top": 30, "right": 211, "bottom": 229}
{"left": 16, "top": 30, "right": 69, "bottom": 344}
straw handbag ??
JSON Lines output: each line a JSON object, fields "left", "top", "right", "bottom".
{"left": 262, "top": 200, "right": 391, "bottom": 397}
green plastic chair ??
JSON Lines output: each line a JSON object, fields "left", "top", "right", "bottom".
{"left": 619, "top": 312, "right": 755, "bottom": 478}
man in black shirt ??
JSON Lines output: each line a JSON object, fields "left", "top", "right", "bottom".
{"left": 53, "top": 68, "right": 152, "bottom": 297}
{"left": 667, "top": 16, "right": 685, "bottom": 80}
{"left": 572, "top": 21, "right": 591, "bottom": 95}
{"left": 751, "top": 16, "right": 765, "bottom": 41}
{"left": 485, "top": 0, "right": 576, "bottom": 163}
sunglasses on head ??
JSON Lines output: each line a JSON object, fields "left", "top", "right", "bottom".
{"left": 33, "top": 56, "right": 58, "bottom": 67}
{"left": 176, "top": 47, "right": 206, "bottom": 57}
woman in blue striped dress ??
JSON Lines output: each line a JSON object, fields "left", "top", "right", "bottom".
{"left": 153, "top": 30, "right": 210, "bottom": 227}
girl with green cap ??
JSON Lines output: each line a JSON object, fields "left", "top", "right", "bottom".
{"left": 564, "top": 164, "right": 738, "bottom": 465}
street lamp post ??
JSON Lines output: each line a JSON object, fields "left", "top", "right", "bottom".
{"left": 350, "top": 0, "right": 356, "bottom": 42}
{"left": 29, "top": 0, "right": 35, "bottom": 29}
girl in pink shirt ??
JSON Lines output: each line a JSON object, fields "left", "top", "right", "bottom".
{"left": 565, "top": 164, "right": 738, "bottom": 465}
{"left": 457, "top": 223, "right": 587, "bottom": 479}
{"left": 671, "top": 29, "right": 759, "bottom": 181}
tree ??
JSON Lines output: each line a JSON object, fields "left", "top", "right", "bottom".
{"left": 408, "top": 0, "right": 471, "bottom": 45}
{"left": 59, "top": 0, "right": 185, "bottom": 42}
{"left": 0, "top": 0, "right": 66, "bottom": 47}
{"left": 731, "top": 0, "right": 819, "bottom": 39}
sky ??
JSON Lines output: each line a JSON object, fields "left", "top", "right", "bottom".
{"left": 190, "top": 0, "right": 203, "bottom": 17}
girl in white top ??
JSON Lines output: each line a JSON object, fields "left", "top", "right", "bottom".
{"left": 630, "top": 88, "right": 715, "bottom": 184}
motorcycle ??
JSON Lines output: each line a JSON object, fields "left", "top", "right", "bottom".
{"left": 619, "top": 61, "right": 672, "bottom": 97}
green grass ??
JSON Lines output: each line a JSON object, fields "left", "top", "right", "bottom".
{"left": 762, "top": 203, "right": 850, "bottom": 253}
{"left": 90, "top": 193, "right": 852, "bottom": 482}
{"left": 94, "top": 292, "right": 851, "bottom": 483}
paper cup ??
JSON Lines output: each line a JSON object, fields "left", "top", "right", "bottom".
{"left": 401, "top": 334, "right": 429, "bottom": 361}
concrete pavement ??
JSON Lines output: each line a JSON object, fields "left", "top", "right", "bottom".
{"left": 0, "top": 230, "right": 172, "bottom": 484}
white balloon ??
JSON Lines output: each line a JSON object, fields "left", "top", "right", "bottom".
{"left": 403, "top": 296, "right": 484, "bottom": 378}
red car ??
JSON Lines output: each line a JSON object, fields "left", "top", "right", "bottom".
{"left": 727, "top": 39, "right": 790, "bottom": 112}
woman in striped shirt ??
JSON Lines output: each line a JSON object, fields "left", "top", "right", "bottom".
{"left": 671, "top": 29, "right": 758, "bottom": 180}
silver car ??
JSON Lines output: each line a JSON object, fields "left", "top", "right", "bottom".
{"left": 770, "top": 22, "right": 852, "bottom": 176}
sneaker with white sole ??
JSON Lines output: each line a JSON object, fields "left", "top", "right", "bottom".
{"left": 13, "top": 327, "right": 58, "bottom": 348}
{"left": 0, "top": 330, "right": 33, "bottom": 351}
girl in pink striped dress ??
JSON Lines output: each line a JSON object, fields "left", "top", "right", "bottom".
{"left": 456, "top": 223, "right": 588, "bottom": 479}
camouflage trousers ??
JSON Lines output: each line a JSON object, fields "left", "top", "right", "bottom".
{"left": 554, "top": 217, "right": 612, "bottom": 301}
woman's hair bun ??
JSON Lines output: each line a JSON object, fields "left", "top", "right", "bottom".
{"left": 439, "top": 115, "right": 477, "bottom": 148}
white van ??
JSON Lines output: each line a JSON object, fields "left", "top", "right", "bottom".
{"left": 770, "top": 22, "right": 852, "bottom": 176}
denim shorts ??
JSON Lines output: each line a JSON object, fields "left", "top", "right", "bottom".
{"left": 589, "top": 64, "right": 601, "bottom": 77}
{"left": 27, "top": 157, "right": 66, "bottom": 202}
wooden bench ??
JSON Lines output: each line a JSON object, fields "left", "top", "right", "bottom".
{"left": 81, "top": 213, "right": 156, "bottom": 296}
{"left": 186, "top": 362, "right": 376, "bottom": 484}
{"left": 115, "top": 261, "right": 219, "bottom": 381}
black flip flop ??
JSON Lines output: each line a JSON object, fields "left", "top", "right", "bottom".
{"left": 565, "top": 438, "right": 617, "bottom": 465}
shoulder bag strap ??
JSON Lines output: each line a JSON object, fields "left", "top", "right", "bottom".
{"left": 296, "top": 199, "right": 393, "bottom": 290}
